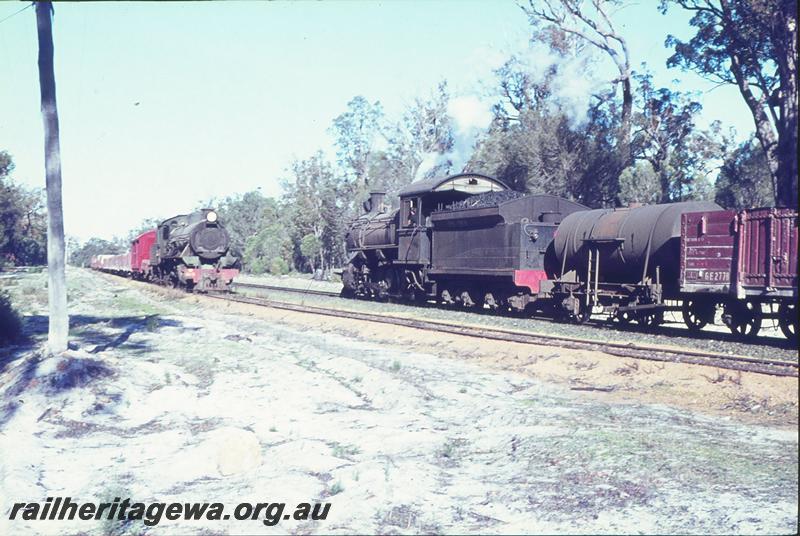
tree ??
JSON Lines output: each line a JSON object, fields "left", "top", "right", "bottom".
{"left": 0, "top": 151, "right": 48, "bottom": 268}
{"left": 618, "top": 161, "right": 662, "bottom": 204}
{"left": 330, "top": 96, "right": 384, "bottom": 193}
{"left": 715, "top": 136, "right": 775, "bottom": 208}
{"left": 213, "top": 191, "right": 277, "bottom": 257}
{"left": 283, "top": 152, "right": 345, "bottom": 272}
{"left": 521, "top": 0, "right": 635, "bottom": 204}
{"left": 632, "top": 71, "right": 704, "bottom": 202}
{"left": 385, "top": 81, "right": 455, "bottom": 182}
{"left": 240, "top": 197, "right": 292, "bottom": 274}
{"left": 36, "top": 1, "right": 68, "bottom": 354}
{"left": 299, "top": 234, "right": 322, "bottom": 273}
{"left": 661, "top": 0, "right": 798, "bottom": 207}
{"left": 472, "top": 50, "right": 625, "bottom": 206}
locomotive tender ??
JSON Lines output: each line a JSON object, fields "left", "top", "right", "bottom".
{"left": 91, "top": 209, "right": 239, "bottom": 292}
{"left": 342, "top": 173, "right": 798, "bottom": 340}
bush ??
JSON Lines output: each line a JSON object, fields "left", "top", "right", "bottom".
{"left": 269, "top": 257, "right": 290, "bottom": 275}
{"left": 0, "top": 290, "right": 22, "bottom": 346}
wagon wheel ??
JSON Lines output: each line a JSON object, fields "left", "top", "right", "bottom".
{"left": 636, "top": 310, "right": 663, "bottom": 329}
{"left": 614, "top": 309, "right": 635, "bottom": 325}
{"left": 682, "top": 299, "right": 715, "bottom": 332}
{"left": 572, "top": 301, "right": 592, "bottom": 324}
{"left": 778, "top": 302, "right": 797, "bottom": 341}
{"left": 723, "top": 301, "right": 762, "bottom": 338}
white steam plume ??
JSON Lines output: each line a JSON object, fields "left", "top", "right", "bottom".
{"left": 414, "top": 95, "right": 493, "bottom": 181}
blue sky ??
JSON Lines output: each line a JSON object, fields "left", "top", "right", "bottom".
{"left": 0, "top": 1, "right": 754, "bottom": 241}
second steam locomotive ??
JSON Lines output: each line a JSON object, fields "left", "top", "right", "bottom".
{"left": 91, "top": 208, "right": 239, "bottom": 292}
{"left": 342, "top": 173, "right": 798, "bottom": 340}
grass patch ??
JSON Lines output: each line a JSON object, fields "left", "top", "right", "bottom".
{"left": 329, "top": 481, "right": 344, "bottom": 496}
{"left": 332, "top": 443, "right": 361, "bottom": 459}
{"left": 390, "top": 360, "right": 401, "bottom": 372}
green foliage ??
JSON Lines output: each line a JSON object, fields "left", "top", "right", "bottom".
{"left": 661, "top": 0, "right": 797, "bottom": 207}
{"left": 299, "top": 234, "right": 320, "bottom": 258}
{"left": 0, "top": 290, "right": 22, "bottom": 346}
{"left": 715, "top": 138, "right": 775, "bottom": 209}
{"left": 243, "top": 220, "right": 291, "bottom": 275}
{"left": 211, "top": 192, "right": 296, "bottom": 274}
{"left": 0, "top": 151, "right": 48, "bottom": 269}
{"left": 632, "top": 70, "right": 710, "bottom": 203}
{"left": 330, "top": 96, "right": 384, "bottom": 191}
{"left": 214, "top": 192, "right": 282, "bottom": 257}
{"left": 283, "top": 153, "right": 346, "bottom": 273}
{"left": 269, "top": 257, "right": 290, "bottom": 276}
{"left": 618, "top": 161, "right": 661, "bottom": 205}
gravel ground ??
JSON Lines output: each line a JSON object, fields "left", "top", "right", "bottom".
{"left": 234, "top": 273, "right": 796, "bottom": 362}
{"left": 0, "top": 269, "right": 797, "bottom": 535}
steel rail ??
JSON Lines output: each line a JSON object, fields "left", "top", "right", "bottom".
{"left": 206, "top": 292, "right": 799, "bottom": 378}
{"left": 231, "top": 281, "right": 340, "bottom": 298}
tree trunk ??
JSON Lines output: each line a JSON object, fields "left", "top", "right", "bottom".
{"left": 615, "top": 76, "right": 634, "bottom": 205}
{"left": 774, "top": 2, "right": 798, "bottom": 207}
{"left": 36, "top": 2, "right": 68, "bottom": 354}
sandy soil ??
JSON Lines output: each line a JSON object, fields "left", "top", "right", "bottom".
{"left": 0, "top": 269, "right": 797, "bottom": 535}
{"left": 198, "top": 285, "right": 799, "bottom": 428}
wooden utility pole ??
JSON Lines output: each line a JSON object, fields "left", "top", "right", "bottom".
{"left": 35, "top": 1, "right": 68, "bottom": 353}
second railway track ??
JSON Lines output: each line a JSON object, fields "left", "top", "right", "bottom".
{"left": 216, "top": 285, "right": 798, "bottom": 378}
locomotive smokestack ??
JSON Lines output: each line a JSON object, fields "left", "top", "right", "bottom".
{"left": 369, "top": 191, "right": 386, "bottom": 213}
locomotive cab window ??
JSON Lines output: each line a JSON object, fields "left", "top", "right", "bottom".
{"left": 161, "top": 226, "right": 169, "bottom": 240}
{"left": 403, "top": 198, "right": 420, "bottom": 227}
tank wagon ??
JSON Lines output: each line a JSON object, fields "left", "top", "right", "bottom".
{"left": 549, "top": 200, "right": 722, "bottom": 324}
{"left": 92, "top": 209, "right": 239, "bottom": 292}
{"left": 343, "top": 174, "right": 798, "bottom": 340}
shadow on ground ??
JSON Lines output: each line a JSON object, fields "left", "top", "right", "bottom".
{"left": 0, "top": 314, "right": 188, "bottom": 429}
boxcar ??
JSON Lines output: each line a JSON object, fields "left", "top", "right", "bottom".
{"left": 680, "top": 207, "right": 798, "bottom": 339}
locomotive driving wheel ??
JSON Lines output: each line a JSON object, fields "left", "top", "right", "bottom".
{"left": 682, "top": 299, "right": 716, "bottom": 332}
{"left": 778, "top": 302, "right": 797, "bottom": 341}
{"left": 723, "top": 300, "right": 762, "bottom": 338}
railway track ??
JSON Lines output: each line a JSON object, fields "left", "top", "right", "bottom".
{"left": 232, "top": 281, "right": 341, "bottom": 298}
{"left": 214, "top": 287, "right": 799, "bottom": 378}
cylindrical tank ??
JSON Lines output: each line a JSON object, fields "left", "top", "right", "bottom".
{"left": 345, "top": 209, "right": 398, "bottom": 250}
{"left": 552, "top": 201, "right": 722, "bottom": 285}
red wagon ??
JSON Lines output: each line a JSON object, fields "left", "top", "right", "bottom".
{"left": 680, "top": 207, "right": 798, "bottom": 339}
{"left": 131, "top": 229, "right": 157, "bottom": 278}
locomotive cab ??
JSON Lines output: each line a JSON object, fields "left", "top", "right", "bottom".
{"left": 395, "top": 174, "right": 509, "bottom": 267}
{"left": 342, "top": 173, "right": 509, "bottom": 299}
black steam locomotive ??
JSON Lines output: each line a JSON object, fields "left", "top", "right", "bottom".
{"left": 343, "top": 174, "right": 586, "bottom": 310}
{"left": 92, "top": 208, "right": 240, "bottom": 292}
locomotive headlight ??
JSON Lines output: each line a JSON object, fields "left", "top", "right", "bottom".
{"left": 206, "top": 211, "right": 218, "bottom": 223}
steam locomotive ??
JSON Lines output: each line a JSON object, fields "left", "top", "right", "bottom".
{"left": 342, "top": 173, "right": 798, "bottom": 340}
{"left": 91, "top": 208, "right": 239, "bottom": 291}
